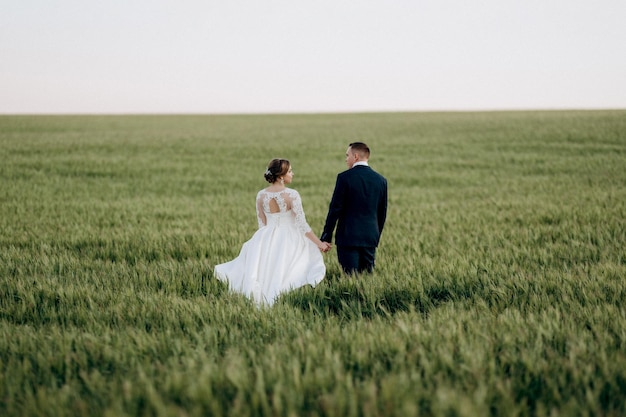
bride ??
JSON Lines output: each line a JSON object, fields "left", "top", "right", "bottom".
{"left": 214, "top": 158, "right": 330, "bottom": 306}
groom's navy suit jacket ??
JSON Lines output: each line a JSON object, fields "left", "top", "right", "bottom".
{"left": 321, "top": 165, "right": 388, "bottom": 247}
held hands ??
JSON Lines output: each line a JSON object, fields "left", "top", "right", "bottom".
{"left": 319, "top": 241, "right": 332, "bottom": 253}
{"left": 306, "top": 231, "right": 332, "bottom": 253}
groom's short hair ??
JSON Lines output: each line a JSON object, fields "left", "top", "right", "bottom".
{"left": 349, "top": 142, "right": 370, "bottom": 158}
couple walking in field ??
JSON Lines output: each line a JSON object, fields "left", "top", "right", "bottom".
{"left": 214, "top": 142, "right": 388, "bottom": 306}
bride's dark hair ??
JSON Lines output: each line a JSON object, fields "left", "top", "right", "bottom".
{"left": 264, "top": 158, "right": 290, "bottom": 183}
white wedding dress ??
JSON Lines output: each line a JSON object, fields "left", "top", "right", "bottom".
{"left": 214, "top": 188, "right": 326, "bottom": 306}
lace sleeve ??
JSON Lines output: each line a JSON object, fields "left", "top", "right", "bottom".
{"left": 256, "top": 191, "right": 266, "bottom": 229}
{"left": 290, "top": 190, "right": 312, "bottom": 234}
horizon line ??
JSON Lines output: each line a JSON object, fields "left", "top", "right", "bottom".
{"left": 1, "top": 106, "right": 624, "bottom": 117}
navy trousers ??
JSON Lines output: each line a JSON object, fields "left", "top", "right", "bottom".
{"left": 337, "top": 246, "right": 377, "bottom": 274}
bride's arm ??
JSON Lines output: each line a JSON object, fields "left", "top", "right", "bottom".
{"left": 306, "top": 230, "right": 331, "bottom": 252}
{"left": 256, "top": 193, "right": 266, "bottom": 228}
{"left": 292, "top": 190, "right": 330, "bottom": 251}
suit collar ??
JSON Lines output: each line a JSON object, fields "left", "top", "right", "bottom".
{"left": 351, "top": 161, "right": 369, "bottom": 168}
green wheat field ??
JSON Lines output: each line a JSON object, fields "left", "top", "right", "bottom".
{"left": 1, "top": 111, "right": 625, "bottom": 416}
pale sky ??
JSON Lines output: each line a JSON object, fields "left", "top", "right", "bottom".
{"left": 1, "top": 0, "right": 625, "bottom": 114}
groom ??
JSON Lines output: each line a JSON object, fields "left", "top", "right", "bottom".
{"left": 321, "top": 142, "right": 388, "bottom": 274}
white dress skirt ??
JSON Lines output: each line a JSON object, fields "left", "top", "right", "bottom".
{"left": 214, "top": 188, "right": 325, "bottom": 306}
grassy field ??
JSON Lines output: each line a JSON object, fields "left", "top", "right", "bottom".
{"left": 1, "top": 110, "right": 625, "bottom": 416}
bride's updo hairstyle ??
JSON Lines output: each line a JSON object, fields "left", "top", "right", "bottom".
{"left": 264, "top": 158, "right": 290, "bottom": 183}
